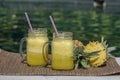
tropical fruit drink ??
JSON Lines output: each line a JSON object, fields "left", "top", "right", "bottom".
{"left": 52, "top": 32, "right": 74, "bottom": 70}
{"left": 27, "top": 28, "right": 48, "bottom": 66}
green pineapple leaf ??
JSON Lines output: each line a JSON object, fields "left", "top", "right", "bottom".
{"left": 107, "top": 46, "right": 116, "bottom": 53}
{"left": 108, "top": 53, "right": 114, "bottom": 58}
{"left": 86, "top": 50, "right": 100, "bottom": 58}
{"left": 101, "top": 36, "right": 104, "bottom": 43}
{"left": 80, "top": 59, "right": 90, "bottom": 68}
{"left": 107, "top": 46, "right": 116, "bottom": 58}
{"left": 75, "top": 60, "right": 80, "bottom": 70}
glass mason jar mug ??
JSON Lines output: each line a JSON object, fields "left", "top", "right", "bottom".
{"left": 52, "top": 32, "right": 74, "bottom": 70}
{"left": 19, "top": 28, "right": 48, "bottom": 66}
{"left": 43, "top": 32, "right": 74, "bottom": 70}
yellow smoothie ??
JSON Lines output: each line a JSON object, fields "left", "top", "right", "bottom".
{"left": 27, "top": 34, "right": 48, "bottom": 66}
{"left": 52, "top": 39, "right": 74, "bottom": 70}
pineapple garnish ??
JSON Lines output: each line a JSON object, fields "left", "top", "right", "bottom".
{"left": 73, "top": 37, "right": 116, "bottom": 69}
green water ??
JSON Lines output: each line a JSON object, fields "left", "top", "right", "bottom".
{"left": 0, "top": 8, "right": 120, "bottom": 56}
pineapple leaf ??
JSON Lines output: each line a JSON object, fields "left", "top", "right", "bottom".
{"left": 73, "top": 56, "right": 77, "bottom": 61}
{"left": 101, "top": 37, "right": 109, "bottom": 48}
{"left": 103, "top": 40, "right": 107, "bottom": 47}
{"left": 80, "top": 59, "right": 90, "bottom": 68}
{"left": 105, "top": 44, "right": 108, "bottom": 48}
{"left": 86, "top": 50, "right": 100, "bottom": 58}
{"left": 75, "top": 60, "right": 80, "bottom": 70}
{"left": 107, "top": 46, "right": 116, "bottom": 53}
{"left": 108, "top": 53, "right": 114, "bottom": 58}
{"left": 101, "top": 36, "right": 104, "bottom": 43}
{"left": 74, "top": 47, "right": 83, "bottom": 54}
{"left": 78, "top": 46, "right": 84, "bottom": 52}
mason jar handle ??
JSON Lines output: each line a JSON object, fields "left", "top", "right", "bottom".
{"left": 42, "top": 41, "right": 51, "bottom": 65}
{"left": 19, "top": 37, "right": 27, "bottom": 63}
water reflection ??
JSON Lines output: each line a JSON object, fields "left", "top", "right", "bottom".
{"left": 0, "top": 8, "right": 120, "bottom": 56}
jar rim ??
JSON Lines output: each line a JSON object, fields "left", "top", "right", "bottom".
{"left": 28, "top": 28, "right": 47, "bottom": 34}
{"left": 53, "top": 31, "right": 73, "bottom": 36}
{"left": 53, "top": 31, "right": 73, "bottom": 39}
